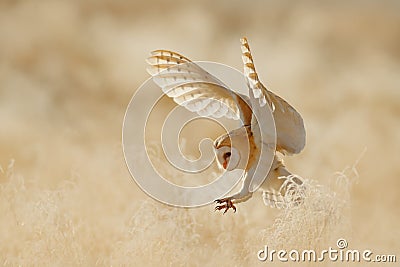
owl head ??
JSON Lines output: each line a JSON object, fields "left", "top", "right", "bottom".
{"left": 213, "top": 131, "right": 246, "bottom": 171}
{"left": 215, "top": 145, "right": 241, "bottom": 171}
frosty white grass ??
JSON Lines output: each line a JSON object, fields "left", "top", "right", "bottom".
{"left": 1, "top": 154, "right": 358, "bottom": 266}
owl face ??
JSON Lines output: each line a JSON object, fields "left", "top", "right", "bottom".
{"left": 214, "top": 145, "right": 240, "bottom": 171}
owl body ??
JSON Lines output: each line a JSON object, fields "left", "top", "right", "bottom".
{"left": 147, "top": 38, "right": 306, "bottom": 213}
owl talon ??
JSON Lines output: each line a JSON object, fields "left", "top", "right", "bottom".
{"left": 214, "top": 198, "right": 236, "bottom": 214}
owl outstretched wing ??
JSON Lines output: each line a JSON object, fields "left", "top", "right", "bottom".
{"left": 147, "top": 50, "right": 252, "bottom": 125}
{"left": 240, "top": 38, "right": 306, "bottom": 155}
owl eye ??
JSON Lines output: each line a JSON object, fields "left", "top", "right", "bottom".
{"left": 224, "top": 147, "right": 240, "bottom": 171}
{"left": 215, "top": 146, "right": 240, "bottom": 171}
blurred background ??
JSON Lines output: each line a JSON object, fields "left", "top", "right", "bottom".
{"left": 1, "top": 0, "right": 399, "bottom": 265}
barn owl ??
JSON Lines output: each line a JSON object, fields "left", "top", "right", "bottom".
{"left": 147, "top": 37, "right": 306, "bottom": 213}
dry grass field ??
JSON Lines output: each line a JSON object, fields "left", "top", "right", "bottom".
{"left": 1, "top": 0, "right": 399, "bottom": 266}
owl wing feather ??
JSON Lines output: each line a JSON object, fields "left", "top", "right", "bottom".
{"left": 240, "top": 38, "right": 306, "bottom": 155}
{"left": 147, "top": 50, "right": 252, "bottom": 125}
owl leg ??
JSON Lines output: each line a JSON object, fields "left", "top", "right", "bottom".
{"left": 229, "top": 172, "right": 253, "bottom": 203}
{"left": 215, "top": 198, "right": 236, "bottom": 214}
{"left": 214, "top": 191, "right": 253, "bottom": 213}
{"left": 231, "top": 191, "right": 253, "bottom": 204}
{"left": 214, "top": 173, "right": 253, "bottom": 213}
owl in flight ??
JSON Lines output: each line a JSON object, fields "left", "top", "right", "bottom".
{"left": 147, "top": 38, "right": 306, "bottom": 213}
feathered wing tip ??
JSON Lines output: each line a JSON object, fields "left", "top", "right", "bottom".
{"left": 240, "top": 37, "right": 273, "bottom": 109}
{"left": 240, "top": 37, "right": 291, "bottom": 113}
{"left": 145, "top": 48, "right": 247, "bottom": 122}
{"left": 262, "top": 175, "right": 306, "bottom": 209}
{"left": 240, "top": 37, "right": 306, "bottom": 155}
{"left": 146, "top": 49, "right": 192, "bottom": 76}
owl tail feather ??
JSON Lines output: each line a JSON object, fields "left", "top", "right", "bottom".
{"left": 262, "top": 174, "right": 306, "bottom": 209}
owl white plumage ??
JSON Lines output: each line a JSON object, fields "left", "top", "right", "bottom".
{"left": 147, "top": 38, "right": 306, "bottom": 213}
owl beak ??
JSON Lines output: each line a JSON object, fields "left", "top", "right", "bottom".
{"left": 223, "top": 161, "right": 227, "bottom": 169}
